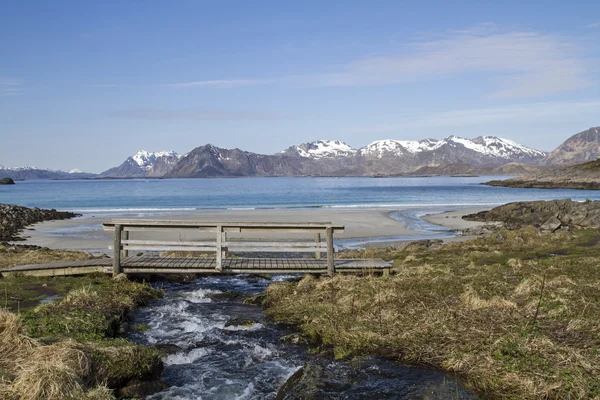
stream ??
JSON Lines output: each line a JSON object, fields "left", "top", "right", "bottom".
{"left": 128, "top": 275, "right": 480, "bottom": 399}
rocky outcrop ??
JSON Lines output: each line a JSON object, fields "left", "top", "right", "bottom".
{"left": 486, "top": 158, "right": 600, "bottom": 190}
{"left": 0, "top": 204, "right": 80, "bottom": 241}
{"left": 0, "top": 178, "right": 15, "bottom": 184}
{"left": 463, "top": 199, "right": 600, "bottom": 231}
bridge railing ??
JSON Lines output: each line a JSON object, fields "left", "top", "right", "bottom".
{"left": 102, "top": 220, "right": 345, "bottom": 276}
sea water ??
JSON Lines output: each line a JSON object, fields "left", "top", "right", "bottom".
{"left": 2, "top": 176, "right": 599, "bottom": 215}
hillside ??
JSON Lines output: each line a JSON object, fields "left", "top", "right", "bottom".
{"left": 486, "top": 158, "right": 600, "bottom": 190}
{"left": 544, "top": 126, "right": 600, "bottom": 165}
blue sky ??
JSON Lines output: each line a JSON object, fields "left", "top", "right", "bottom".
{"left": 1, "top": 1, "right": 599, "bottom": 173}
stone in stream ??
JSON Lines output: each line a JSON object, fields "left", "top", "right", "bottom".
{"left": 224, "top": 317, "right": 259, "bottom": 328}
{"left": 117, "top": 380, "right": 171, "bottom": 398}
{"left": 243, "top": 293, "right": 267, "bottom": 306}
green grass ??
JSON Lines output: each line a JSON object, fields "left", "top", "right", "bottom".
{"left": 266, "top": 228, "right": 600, "bottom": 400}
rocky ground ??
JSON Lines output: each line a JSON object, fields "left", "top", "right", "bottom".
{"left": 486, "top": 158, "right": 600, "bottom": 190}
{"left": 0, "top": 203, "right": 80, "bottom": 242}
{"left": 463, "top": 198, "right": 600, "bottom": 232}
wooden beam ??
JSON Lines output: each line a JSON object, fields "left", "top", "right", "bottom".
{"left": 113, "top": 224, "right": 122, "bottom": 277}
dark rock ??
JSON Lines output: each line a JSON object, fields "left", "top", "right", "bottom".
{"left": 275, "top": 355, "right": 353, "bottom": 400}
{"left": 280, "top": 333, "right": 309, "bottom": 345}
{"left": 464, "top": 199, "right": 600, "bottom": 231}
{"left": 0, "top": 203, "right": 80, "bottom": 241}
{"left": 224, "top": 317, "right": 259, "bottom": 328}
{"left": 461, "top": 224, "right": 500, "bottom": 236}
{"left": 243, "top": 294, "right": 267, "bottom": 306}
{"left": 0, "top": 178, "right": 15, "bottom": 185}
{"left": 117, "top": 379, "right": 170, "bottom": 398}
{"left": 153, "top": 343, "right": 183, "bottom": 355}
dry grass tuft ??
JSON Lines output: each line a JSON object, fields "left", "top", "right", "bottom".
{"left": 12, "top": 340, "right": 91, "bottom": 400}
{"left": 84, "top": 385, "right": 116, "bottom": 400}
{"left": 0, "top": 309, "right": 35, "bottom": 369}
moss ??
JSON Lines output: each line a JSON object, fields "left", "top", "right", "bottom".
{"left": 85, "top": 339, "right": 162, "bottom": 388}
{"left": 133, "top": 323, "right": 151, "bottom": 332}
{"left": 20, "top": 275, "right": 161, "bottom": 340}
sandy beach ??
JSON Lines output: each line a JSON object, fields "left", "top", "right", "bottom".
{"left": 14, "top": 207, "right": 492, "bottom": 253}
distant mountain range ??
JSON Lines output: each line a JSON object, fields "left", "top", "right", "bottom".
{"left": 2, "top": 127, "right": 599, "bottom": 180}
{"left": 99, "top": 135, "right": 551, "bottom": 178}
{"left": 0, "top": 166, "right": 96, "bottom": 180}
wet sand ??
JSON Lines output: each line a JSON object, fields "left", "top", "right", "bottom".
{"left": 14, "top": 207, "right": 491, "bottom": 253}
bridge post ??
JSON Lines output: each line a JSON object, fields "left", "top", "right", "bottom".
{"left": 113, "top": 224, "right": 122, "bottom": 277}
{"left": 326, "top": 226, "right": 334, "bottom": 276}
{"left": 216, "top": 225, "right": 223, "bottom": 272}
{"left": 314, "top": 232, "right": 321, "bottom": 259}
{"left": 121, "top": 229, "right": 129, "bottom": 258}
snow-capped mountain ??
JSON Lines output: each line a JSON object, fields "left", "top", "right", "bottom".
{"left": 100, "top": 135, "right": 549, "bottom": 178}
{"left": 359, "top": 136, "right": 545, "bottom": 161}
{"left": 283, "top": 140, "right": 357, "bottom": 159}
{"left": 99, "top": 150, "right": 181, "bottom": 178}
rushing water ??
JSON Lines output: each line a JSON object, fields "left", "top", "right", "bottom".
{"left": 128, "top": 275, "right": 479, "bottom": 400}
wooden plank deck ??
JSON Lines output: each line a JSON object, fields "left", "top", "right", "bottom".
{"left": 0, "top": 256, "right": 392, "bottom": 277}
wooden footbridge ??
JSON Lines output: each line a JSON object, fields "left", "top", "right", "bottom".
{"left": 1, "top": 220, "right": 391, "bottom": 278}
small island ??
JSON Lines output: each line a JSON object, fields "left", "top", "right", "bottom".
{"left": 0, "top": 177, "right": 15, "bottom": 185}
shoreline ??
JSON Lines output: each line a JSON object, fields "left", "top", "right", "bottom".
{"left": 12, "top": 206, "right": 492, "bottom": 253}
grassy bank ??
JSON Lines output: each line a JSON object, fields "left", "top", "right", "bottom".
{"left": 0, "top": 247, "right": 164, "bottom": 399}
{"left": 266, "top": 228, "right": 600, "bottom": 399}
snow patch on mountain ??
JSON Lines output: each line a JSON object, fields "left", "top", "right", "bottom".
{"left": 359, "top": 139, "right": 439, "bottom": 157}
{"left": 131, "top": 150, "right": 180, "bottom": 170}
{"left": 449, "top": 136, "right": 546, "bottom": 158}
{"left": 286, "top": 140, "right": 357, "bottom": 159}
{"left": 360, "top": 136, "right": 545, "bottom": 159}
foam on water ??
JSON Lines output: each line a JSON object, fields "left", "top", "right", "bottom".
{"left": 181, "top": 287, "right": 222, "bottom": 304}
{"left": 164, "top": 348, "right": 213, "bottom": 366}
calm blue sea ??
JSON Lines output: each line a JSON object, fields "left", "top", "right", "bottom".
{"left": 1, "top": 176, "right": 600, "bottom": 216}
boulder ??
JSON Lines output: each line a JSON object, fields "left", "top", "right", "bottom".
{"left": 0, "top": 178, "right": 15, "bottom": 185}
{"left": 540, "top": 216, "right": 562, "bottom": 232}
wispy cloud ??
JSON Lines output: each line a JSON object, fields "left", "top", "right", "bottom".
{"left": 585, "top": 22, "right": 600, "bottom": 29}
{"left": 0, "top": 78, "right": 22, "bottom": 96}
{"left": 315, "top": 26, "right": 593, "bottom": 98}
{"left": 110, "top": 108, "right": 290, "bottom": 121}
{"left": 168, "top": 25, "right": 594, "bottom": 99}
{"left": 359, "top": 100, "right": 600, "bottom": 132}
{"left": 164, "top": 79, "right": 271, "bottom": 88}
